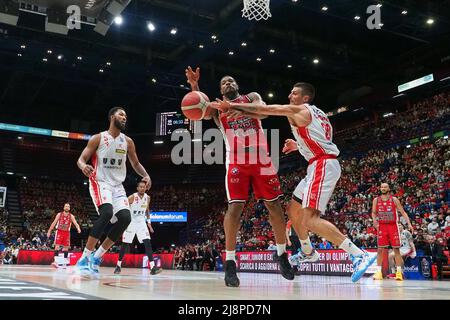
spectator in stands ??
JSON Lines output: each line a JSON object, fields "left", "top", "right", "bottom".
{"left": 427, "top": 218, "right": 440, "bottom": 235}
{"left": 318, "top": 238, "right": 333, "bottom": 249}
{"left": 267, "top": 240, "right": 277, "bottom": 251}
{"left": 2, "top": 249, "right": 12, "bottom": 264}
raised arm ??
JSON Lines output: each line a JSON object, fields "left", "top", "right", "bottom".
{"left": 393, "top": 197, "right": 413, "bottom": 231}
{"left": 77, "top": 134, "right": 101, "bottom": 177}
{"left": 70, "top": 214, "right": 81, "bottom": 233}
{"left": 185, "top": 66, "right": 219, "bottom": 124}
{"left": 47, "top": 213, "right": 61, "bottom": 238}
{"left": 126, "top": 137, "right": 152, "bottom": 190}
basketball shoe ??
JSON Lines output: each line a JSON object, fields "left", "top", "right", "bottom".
{"left": 372, "top": 270, "right": 383, "bottom": 280}
{"left": 90, "top": 253, "right": 102, "bottom": 274}
{"left": 75, "top": 255, "right": 90, "bottom": 274}
{"left": 114, "top": 265, "right": 121, "bottom": 274}
{"left": 289, "top": 249, "right": 320, "bottom": 266}
{"left": 351, "top": 251, "right": 377, "bottom": 282}
{"left": 224, "top": 260, "right": 240, "bottom": 287}
{"left": 278, "top": 253, "right": 295, "bottom": 280}
{"left": 395, "top": 270, "right": 404, "bottom": 281}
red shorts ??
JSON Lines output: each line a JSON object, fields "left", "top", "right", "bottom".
{"left": 54, "top": 230, "right": 70, "bottom": 247}
{"left": 225, "top": 162, "right": 283, "bottom": 202}
{"left": 377, "top": 223, "right": 400, "bottom": 248}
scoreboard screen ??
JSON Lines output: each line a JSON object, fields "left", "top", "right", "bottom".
{"left": 156, "top": 112, "right": 200, "bottom": 136}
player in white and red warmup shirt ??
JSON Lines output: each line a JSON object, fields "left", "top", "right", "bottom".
{"left": 185, "top": 67, "right": 294, "bottom": 287}
{"left": 371, "top": 183, "right": 413, "bottom": 281}
{"left": 75, "top": 107, "right": 151, "bottom": 275}
{"left": 47, "top": 203, "right": 81, "bottom": 268}
{"left": 211, "top": 82, "right": 377, "bottom": 282}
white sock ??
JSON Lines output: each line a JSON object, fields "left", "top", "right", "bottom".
{"left": 396, "top": 266, "right": 402, "bottom": 273}
{"left": 339, "top": 238, "right": 364, "bottom": 257}
{"left": 117, "top": 260, "right": 122, "bottom": 267}
{"left": 376, "top": 265, "right": 382, "bottom": 272}
{"left": 300, "top": 238, "right": 313, "bottom": 255}
{"left": 94, "top": 246, "right": 107, "bottom": 259}
{"left": 81, "top": 248, "right": 93, "bottom": 260}
{"left": 149, "top": 261, "right": 155, "bottom": 269}
{"left": 225, "top": 250, "right": 236, "bottom": 262}
{"left": 276, "top": 243, "right": 286, "bottom": 256}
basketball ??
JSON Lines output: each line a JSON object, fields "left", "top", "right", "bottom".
{"left": 181, "top": 91, "right": 211, "bottom": 120}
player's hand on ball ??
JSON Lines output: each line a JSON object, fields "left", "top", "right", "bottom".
{"left": 185, "top": 66, "right": 200, "bottom": 85}
{"left": 81, "top": 164, "right": 94, "bottom": 177}
{"left": 282, "top": 139, "right": 298, "bottom": 154}
{"left": 142, "top": 176, "right": 152, "bottom": 190}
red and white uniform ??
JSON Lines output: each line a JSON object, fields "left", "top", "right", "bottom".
{"left": 89, "top": 131, "right": 129, "bottom": 215}
{"left": 54, "top": 212, "right": 72, "bottom": 247}
{"left": 122, "top": 193, "right": 151, "bottom": 244}
{"left": 218, "top": 94, "right": 282, "bottom": 202}
{"left": 375, "top": 195, "right": 400, "bottom": 248}
{"left": 291, "top": 104, "right": 341, "bottom": 214}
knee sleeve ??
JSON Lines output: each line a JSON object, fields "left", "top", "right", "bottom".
{"left": 107, "top": 209, "right": 131, "bottom": 243}
{"left": 89, "top": 203, "right": 114, "bottom": 239}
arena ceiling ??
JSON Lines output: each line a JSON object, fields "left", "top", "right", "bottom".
{"left": 0, "top": 0, "right": 449, "bottom": 137}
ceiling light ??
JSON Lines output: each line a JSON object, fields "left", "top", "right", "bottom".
{"left": 269, "top": 49, "right": 275, "bottom": 53}
{"left": 170, "top": 28, "right": 177, "bottom": 35}
{"left": 20, "top": 45, "right": 26, "bottom": 49}
{"left": 322, "top": 6, "right": 328, "bottom": 11}
{"left": 268, "top": 93, "right": 274, "bottom": 98}
{"left": 17, "top": 53, "right": 22, "bottom": 57}
{"left": 313, "top": 58, "right": 319, "bottom": 64}
{"left": 99, "top": 69, "right": 104, "bottom": 73}
{"left": 426, "top": 18, "right": 434, "bottom": 25}
{"left": 151, "top": 78, "right": 157, "bottom": 83}
{"left": 47, "top": 50, "right": 52, "bottom": 54}
{"left": 198, "top": 44, "right": 204, "bottom": 49}
{"left": 241, "top": 42, "right": 247, "bottom": 47}
{"left": 147, "top": 22, "right": 155, "bottom": 31}
{"left": 106, "top": 62, "right": 111, "bottom": 66}
{"left": 77, "top": 56, "right": 83, "bottom": 60}
{"left": 287, "top": 64, "right": 292, "bottom": 68}
{"left": 401, "top": 10, "right": 407, "bottom": 15}
{"left": 114, "top": 16, "right": 123, "bottom": 25}
{"left": 42, "top": 58, "right": 48, "bottom": 62}
{"left": 354, "top": 15, "right": 361, "bottom": 20}
{"left": 256, "top": 57, "right": 262, "bottom": 62}
{"left": 228, "top": 51, "right": 234, "bottom": 55}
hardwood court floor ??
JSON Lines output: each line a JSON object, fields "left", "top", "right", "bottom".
{"left": 0, "top": 265, "right": 448, "bottom": 300}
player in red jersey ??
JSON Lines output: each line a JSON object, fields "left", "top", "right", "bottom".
{"left": 47, "top": 203, "right": 81, "bottom": 268}
{"left": 185, "top": 67, "right": 294, "bottom": 287}
{"left": 371, "top": 183, "right": 413, "bottom": 281}
{"left": 211, "top": 82, "right": 378, "bottom": 282}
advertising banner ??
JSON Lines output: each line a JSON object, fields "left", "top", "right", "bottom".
{"left": 0, "top": 187, "right": 6, "bottom": 208}
{"left": 17, "top": 250, "right": 174, "bottom": 269}
{"left": 232, "top": 250, "right": 377, "bottom": 276}
{"left": 150, "top": 212, "right": 187, "bottom": 222}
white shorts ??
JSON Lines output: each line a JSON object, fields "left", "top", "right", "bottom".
{"left": 293, "top": 158, "right": 341, "bottom": 214}
{"left": 89, "top": 180, "right": 129, "bottom": 215}
{"left": 122, "top": 222, "right": 150, "bottom": 244}
{"left": 400, "top": 247, "right": 416, "bottom": 258}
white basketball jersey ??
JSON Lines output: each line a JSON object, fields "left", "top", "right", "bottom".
{"left": 290, "top": 104, "right": 340, "bottom": 162}
{"left": 130, "top": 192, "right": 149, "bottom": 223}
{"left": 91, "top": 131, "right": 128, "bottom": 186}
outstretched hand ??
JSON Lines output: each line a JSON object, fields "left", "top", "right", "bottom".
{"left": 185, "top": 66, "right": 200, "bottom": 86}
{"left": 282, "top": 139, "right": 298, "bottom": 154}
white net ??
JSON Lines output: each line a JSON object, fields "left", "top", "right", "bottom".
{"left": 242, "top": 0, "right": 272, "bottom": 21}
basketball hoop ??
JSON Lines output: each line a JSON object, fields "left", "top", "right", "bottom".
{"left": 242, "top": 0, "right": 272, "bottom": 21}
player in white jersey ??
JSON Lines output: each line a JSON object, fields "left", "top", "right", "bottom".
{"left": 211, "top": 82, "right": 377, "bottom": 282}
{"left": 114, "top": 181, "right": 162, "bottom": 275}
{"left": 75, "top": 107, "right": 151, "bottom": 275}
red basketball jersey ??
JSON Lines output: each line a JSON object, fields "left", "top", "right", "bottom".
{"left": 56, "top": 212, "right": 72, "bottom": 231}
{"left": 217, "top": 94, "right": 269, "bottom": 162}
{"left": 375, "top": 196, "right": 398, "bottom": 224}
